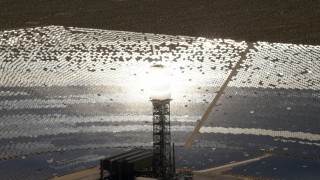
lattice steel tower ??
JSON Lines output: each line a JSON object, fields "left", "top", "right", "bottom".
{"left": 152, "top": 99, "right": 173, "bottom": 179}
{"left": 149, "top": 64, "right": 174, "bottom": 179}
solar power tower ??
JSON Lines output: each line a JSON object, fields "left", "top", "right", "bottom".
{"left": 149, "top": 64, "right": 174, "bottom": 179}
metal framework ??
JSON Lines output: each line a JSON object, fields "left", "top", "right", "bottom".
{"left": 152, "top": 99, "right": 173, "bottom": 179}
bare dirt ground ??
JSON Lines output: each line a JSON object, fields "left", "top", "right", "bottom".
{"left": 0, "top": 0, "right": 319, "bottom": 45}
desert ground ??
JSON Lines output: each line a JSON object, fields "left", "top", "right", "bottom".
{"left": 0, "top": 0, "right": 319, "bottom": 45}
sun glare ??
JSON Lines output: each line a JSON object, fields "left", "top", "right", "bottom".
{"left": 148, "top": 64, "right": 172, "bottom": 100}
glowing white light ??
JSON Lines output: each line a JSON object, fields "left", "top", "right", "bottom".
{"left": 148, "top": 64, "right": 171, "bottom": 100}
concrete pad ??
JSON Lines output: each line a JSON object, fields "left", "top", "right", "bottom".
{"left": 50, "top": 166, "right": 101, "bottom": 180}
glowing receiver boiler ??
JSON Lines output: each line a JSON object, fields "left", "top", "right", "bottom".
{"left": 148, "top": 64, "right": 171, "bottom": 101}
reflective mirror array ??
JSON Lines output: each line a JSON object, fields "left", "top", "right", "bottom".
{"left": 0, "top": 26, "right": 320, "bottom": 179}
{"left": 0, "top": 148, "right": 126, "bottom": 180}
{"left": 0, "top": 26, "right": 247, "bottom": 159}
